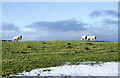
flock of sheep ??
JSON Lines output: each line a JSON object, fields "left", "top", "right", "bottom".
{"left": 81, "top": 35, "right": 96, "bottom": 41}
{"left": 12, "top": 35, "right": 96, "bottom": 41}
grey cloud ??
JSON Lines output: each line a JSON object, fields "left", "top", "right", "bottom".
{"left": 104, "top": 10, "right": 117, "bottom": 17}
{"left": 90, "top": 10, "right": 117, "bottom": 17}
{"left": 21, "top": 27, "right": 118, "bottom": 41}
{"left": 2, "top": 19, "right": 118, "bottom": 41}
{"left": 84, "top": 27, "right": 118, "bottom": 41}
{"left": 2, "top": 23, "right": 21, "bottom": 40}
{"left": 102, "top": 19, "right": 118, "bottom": 26}
{"left": 90, "top": 10, "right": 103, "bottom": 17}
{"left": 2, "top": 30, "right": 22, "bottom": 40}
{"left": 27, "top": 19, "right": 91, "bottom": 32}
{"left": 2, "top": 23, "right": 20, "bottom": 31}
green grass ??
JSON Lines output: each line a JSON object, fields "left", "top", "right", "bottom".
{"left": 2, "top": 40, "right": 118, "bottom": 76}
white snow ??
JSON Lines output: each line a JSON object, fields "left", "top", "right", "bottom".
{"left": 11, "top": 61, "right": 118, "bottom": 76}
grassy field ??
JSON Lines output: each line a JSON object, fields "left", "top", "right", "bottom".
{"left": 2, "top": 40, "right": 118, "bottom": 76}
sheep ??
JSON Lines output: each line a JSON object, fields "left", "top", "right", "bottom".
{"left": 91, "top": 36, "right": 96, "bottom": 41}
{"left": 13, "top": 35, "right": 22, "bottom": 41}
{"left": 81, "top": 35, "right": 87, "bottom": 41}
{"left": 86, "top": 36, "right": 92, "bottom": 41}
{"left": 86, "top": 36, "right": 96, "bottom": 41}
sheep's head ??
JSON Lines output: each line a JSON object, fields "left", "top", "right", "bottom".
{"left": 19, "top": 35, "right": 22, "bottom": 40}
{"left": 94, "top": 36, "right": 96, "bottom": 39}
{"left": 85, "top": 36, "right": 87, "bottom": 39}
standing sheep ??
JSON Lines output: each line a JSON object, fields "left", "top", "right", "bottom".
{"left": 86, "top": 36, "right": 96, "bottom": 41}
{"left": 91, "top": 36, "right": 96, "bottom": 41}
{"left": 86, "top": 36, "right": 92, "bottom": 41}
{"left": 13, "top": 35, "right": 22, "bottom": 41}
{"left": 81, "top": 35, "right": 87, "bottom": 41}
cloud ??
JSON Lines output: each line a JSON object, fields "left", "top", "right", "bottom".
{"left": 2, "top": 23, "right": 21, "bottom": 40}
{"left": 90, "top": 10, "right": 103, "bottom": 17}
{"left": 26, "top": 19, "right": 91, "bottom": 32}
{"left": 2, "top": 19, "right": 118, "bottom": 41}
{"left": 2, "top": 23, "right": 20, "bottom": 31}
{"left": 21, "top": 27, "right": 118, "bottom": 41}
{"left": 84, "top": 27, "right": 118, "bottom": 41}
{"left": 90, "top": 10, "right": 117, "bottom": 17}
{"left": 20, "top": 27, "right": 35, "bottom": 32}
{"left": 102, "top": 19, "right": 118, "bottom": 26}
{"left": 104, "top": 10, "right": 118, "bottom": 17}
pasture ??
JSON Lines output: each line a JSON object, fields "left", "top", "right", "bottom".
{"left": 2, "top": 41, "right": 118, "bottom": 76}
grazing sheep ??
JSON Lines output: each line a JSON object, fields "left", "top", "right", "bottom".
{"left": 91, "top": 36, "right": 96, "bottom": 41}
{"left": 86, "top": 36, "right": 92, "bottom": 41}
{"left": 86, "top": 36, "right": 96, "bottom": 41}
{"left": 81, "top": 35, "right": 87, "bottom": 41}
{"left": 13, "top": 35, "right": 22, "bottom": 41}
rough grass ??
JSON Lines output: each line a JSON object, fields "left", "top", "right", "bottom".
{"left": 2, "top": 40, "right": 118, "bottom": 76}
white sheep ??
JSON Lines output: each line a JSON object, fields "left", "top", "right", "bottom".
{"left": 81, "top": 35, "right": 87, "bottom": 41}
{"left": 86, "top": 36, "right": 96, "bottom": 41}
{"left": 91, "top": 36, "right": 96, "bottom": 41}
{"left": 13, "top": 35, "right": 22, "bottom": 41}
{"left": 86, "top": 36, "right": 92, "bottom": 41}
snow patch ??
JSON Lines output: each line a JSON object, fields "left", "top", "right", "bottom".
{"left": 11, "top": 61, "right": 118, "bottom": 76}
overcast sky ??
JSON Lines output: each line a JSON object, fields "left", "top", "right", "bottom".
{"left": 2, "top": 2, "right": 118, "bottom": 41}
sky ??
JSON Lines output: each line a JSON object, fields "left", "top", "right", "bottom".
{"left": 2, "top": 2, "right": 118, "bottom": 41}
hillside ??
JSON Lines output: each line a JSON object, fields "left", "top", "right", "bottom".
{"left": 2, "top": 41, "right": 118, "bottom": 76}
